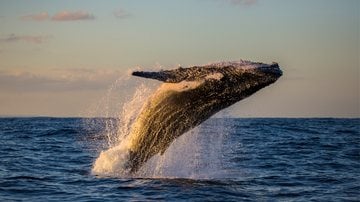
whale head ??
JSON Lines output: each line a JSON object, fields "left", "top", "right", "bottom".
{"left": 200, "top": 60, "right": 282, "bottom": 88}
{"left": 132, "top": 60, "right": 282, "bottom": 99}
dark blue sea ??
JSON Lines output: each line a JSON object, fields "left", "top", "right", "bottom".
{"left": 0, "top": 118, "right": 359, "bottom": 201}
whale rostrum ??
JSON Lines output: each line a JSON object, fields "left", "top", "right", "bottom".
{"left": 123, "top": 60, "right": 282, "bottom": 173}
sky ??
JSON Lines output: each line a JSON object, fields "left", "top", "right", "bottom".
{"left": 0, "top": 0, "right": 359, "bottom": 117}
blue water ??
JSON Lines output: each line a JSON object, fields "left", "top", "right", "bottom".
{"left": 0, "top": 118, "right": 359, "bottom": 201}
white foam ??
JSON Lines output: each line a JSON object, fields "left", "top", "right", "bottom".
{"left": 92, "top": 141, "right": 131, "bottom": 176}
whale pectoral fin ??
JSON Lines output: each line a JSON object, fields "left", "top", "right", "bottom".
{"left": 132, "top": 68, "right": 188, "bottom": 83}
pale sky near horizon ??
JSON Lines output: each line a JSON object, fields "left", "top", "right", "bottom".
{"left": 0, "top": 0, "right": 359, "bottom": 117}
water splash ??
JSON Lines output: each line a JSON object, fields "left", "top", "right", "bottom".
{"left": 91, "top": 81, "right": 155, "bottom": 176}
{"left": 135, "top": 118, "right": 230, "bottom": 179}
{"left": 89, "top": 74, "right": 232, "bottom": 179}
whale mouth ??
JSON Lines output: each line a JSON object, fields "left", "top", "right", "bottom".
{"left": 258, "top": 62, "right": 283, "bottom": 77}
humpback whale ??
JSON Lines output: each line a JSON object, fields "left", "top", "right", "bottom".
{"left": 93, "top": 60, "right": 282, "bottom": 174}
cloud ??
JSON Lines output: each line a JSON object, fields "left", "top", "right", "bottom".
{"left": 0, "top": 34, "right": 50, "bottom": 44}
{"left": 21, "top": 12, "right": 49, "bottom": 21}
{"left": 113, "top": 9, "right": 131, "bottom": 19}
{"left": 51, "top": 11, "right": 95, "bottom": 21}
{"left": 0, "top": 68, "right": 123, "bottom": 92}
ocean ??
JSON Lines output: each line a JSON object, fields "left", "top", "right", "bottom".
{"left": 0, "top": 117, "right": 359, "bottom": 201}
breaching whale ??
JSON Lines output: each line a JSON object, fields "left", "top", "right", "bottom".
{"left": 93, "top": 60, "right": 282, "bottom": 174}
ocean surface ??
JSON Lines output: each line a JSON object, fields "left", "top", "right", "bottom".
{"left": 0, "top": 118, "right": 359, "bottom": 201}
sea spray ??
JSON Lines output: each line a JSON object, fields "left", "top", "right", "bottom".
{"left": 83, "top": 74, "right": 131, "bottom": 147}
{"left": 135, "top": 114, "right": 232, "bottom": 179}
{"left": 91, "top": 79, "right": 155, "bottom": 176}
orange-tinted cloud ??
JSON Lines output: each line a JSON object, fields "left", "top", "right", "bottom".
{"left": 51, "top": 11, "right": 95, "bottom": 21}
{"left": 21, "top": 12, "right": 49, "bottom": 21}
{"left": 0, "top": 34, "right": 50, "bottom": 44}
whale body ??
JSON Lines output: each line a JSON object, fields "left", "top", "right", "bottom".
{"left": 91, "top": 60, "right": 282, "bottom": 175}
{"left": 121, "top": 60, "right": 283, "bottom": 173}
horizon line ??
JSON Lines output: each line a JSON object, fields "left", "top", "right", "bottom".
{"left": 0, "top": 115, "right": 359, "bottom": 119}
